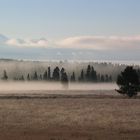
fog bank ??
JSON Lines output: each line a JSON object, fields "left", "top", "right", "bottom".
{"left": 0, "top": 82, "right": 117, "bottom": 92}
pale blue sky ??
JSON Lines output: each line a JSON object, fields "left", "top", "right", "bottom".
{"left": 0, "top": 0, "right": 140, "bottom": 38}
{"left": 0, "top": 0, "right": 140, "bottom": 61}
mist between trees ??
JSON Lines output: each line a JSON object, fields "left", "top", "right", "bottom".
{"left": 0, "top": 59, "right": 139, "bottom": 83}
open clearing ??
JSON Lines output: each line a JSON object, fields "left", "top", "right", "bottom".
{"left": 0, "top": 90, "right": 140, "bottom": 140}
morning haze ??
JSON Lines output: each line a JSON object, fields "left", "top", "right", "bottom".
{"left": 0, "top": 0, "right": 140, "bottom": 140}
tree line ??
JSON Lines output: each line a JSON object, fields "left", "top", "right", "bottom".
{"left": 1, "top": 65, "right": 113, "bottom": 83}
{"left": 1, "top": 64, "right": 140, "bottom": 97}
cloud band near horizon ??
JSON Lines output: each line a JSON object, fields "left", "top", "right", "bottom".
{"left": 1, "top": 34, "right": 140, "bottom": 50}
{"left": 57, "top": 36, "right": 140, "bottom": 50}
{"left": 6, "top": 38, "right": 48, "bottom": 48}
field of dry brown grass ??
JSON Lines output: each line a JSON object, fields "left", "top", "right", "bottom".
{"left": 0, "top": 91, "right": 140, "bottom": 140}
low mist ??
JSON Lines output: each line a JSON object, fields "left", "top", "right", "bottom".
{"left": 0, "top": 81, "right": 117, "bottom": 92}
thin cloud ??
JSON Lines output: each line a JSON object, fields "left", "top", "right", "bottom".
{"left": 6, "top": 38, "right": 48, "bottom": 48}
{"left": 57, "top": 36, "right": 140, "bottom": 50}
{"left": 2, "top": 33, "right": 140, "bottom": 50}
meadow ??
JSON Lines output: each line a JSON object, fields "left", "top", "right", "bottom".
{"left": 0, "top": 88, "right": 140, "bottom": 140}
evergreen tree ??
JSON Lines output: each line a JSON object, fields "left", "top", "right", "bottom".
{"left": 79, "top": 69, "right": 84, "bottom": 82}
{"left": 33, "top": 71, "right": 38, "bottom": 80}
{"left": 61, "top": 68, "right": 65, "bottom": 80}
{"left": 116, "top": 66, "right": 140, "bottom": 97}
{"left": 27, "top": 74, "right": 30, "bottom": 81}
{"left": 20, "top": 75, "right": 24, "bottom": 81}
{"left": 61, "top": 68, "right": 65, "bottom": 75}
{"left": 86, "top": 65, "right": 91, "bottom": 81}
{"left": 2, "top": 70, "right": 8, "bottom": 80}
{"left": 43, "top": 70, "right": 48, "bottom": 80}
{"left": 48, "top": 67, "right": 51, "bottom": 80}
{"left": 81, "top": 70, "right": 84, "bottom": 81}
{"left": 91, "top": 67, "right": 97, "bottom": 82}
{"left": 97, "top": 74, "right": 101, "bottom": 82}
{"left": 109, "top": 75, "right": 112, "bottom": 82}
{"left": 71, "top": 72, "right": 76, "bottom": 82}
{"left": 105, "top": 74, "right": 109, "bottom": 82}
{"left": 61, "top": 72, "right": 69, "bottom": 88}
{"left": 101, "top": 75, "right": 105, "bottom": 82}
{"left": 137, "top": 69, "right": 140, "bottom": 82}
{"left": 53, "top": 67, "right": 60, "bottom": 81}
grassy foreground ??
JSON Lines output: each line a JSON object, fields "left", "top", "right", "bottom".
{"left": 0, "top": 92, "right": 140, "bottom": 140}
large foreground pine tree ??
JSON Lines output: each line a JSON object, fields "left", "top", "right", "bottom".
{"left": 116, "top": 66, "right": 140, "bottom": 97}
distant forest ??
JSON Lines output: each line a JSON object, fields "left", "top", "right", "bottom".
{"left": 0, "top": 59, "right": 140, "bottom": 83}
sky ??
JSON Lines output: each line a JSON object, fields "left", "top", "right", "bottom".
{"left": 0, "top": 0, "right": 140, "bottom": 61}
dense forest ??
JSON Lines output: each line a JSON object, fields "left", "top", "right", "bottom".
{"left": 0, "top": 59, "right": 140, "bottom": 83}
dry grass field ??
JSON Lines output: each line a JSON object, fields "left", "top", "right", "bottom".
{"left": 0, "top": 91, "right": 140, "bottom": 140}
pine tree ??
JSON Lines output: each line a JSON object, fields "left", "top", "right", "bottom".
{"left": 43, "top": 70, "right": 48, "bottom": 80}
{"left": 101, "top": 75, "right": 105, "bottom": 82}
{"left": 86, "top": 65, "right": 91, "bottom": 81}
{"left": 2, "top": 70, "right": 8, "bottom": 80}
{"left": 71, "top": 72, "right": 76, "bottom": 82}
{"left": 105, "top": 74, "right": 109, "bottom": 82}
{"left": 79, "top": 69, "right": 84, "bottom": 82}
{"left": 116, "top": 66, "right": 140, "bottom": 97}
{"left": 53, "top": 67, "right": 60, "bottom": 81}
{"left": 91, "top": 67, "right": 97, "bottom": 82}
{"left": 48, "top": 67, "right": 51, "bottom": 80}
{"left": 33, "top": 71, "right": 38, "bottom": 80}
{"left": 27, "top": 74, "right": 30, "bottom": 81}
